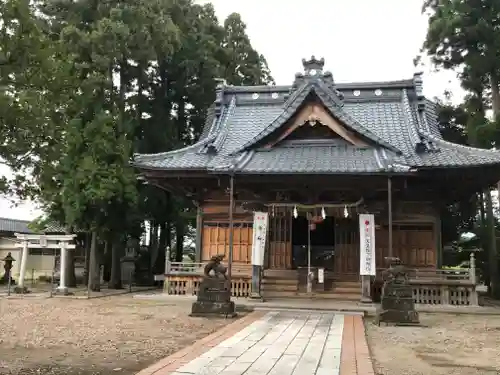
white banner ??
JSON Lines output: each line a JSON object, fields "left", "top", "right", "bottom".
{"left": 251, "top": 211, "right": 268, "bottom": 266}
{"left": 359, "top": 214, "right": 376, "bottom": 276}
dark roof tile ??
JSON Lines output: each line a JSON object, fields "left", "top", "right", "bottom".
{"left": 133, "top": 57, "right": 500, "bottom": 174}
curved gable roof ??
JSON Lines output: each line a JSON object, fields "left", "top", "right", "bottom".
{"left": 232, "top": 78, "right": 402, "bottom": 155}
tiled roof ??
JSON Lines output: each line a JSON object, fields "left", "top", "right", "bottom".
{"left": 133, "top": 57, "right": 500, "bottom": 175}
{"left": 0, "top": 217, "right": 33, "bottom": 234}
{"left": 237, "top": 143, "right": 387, "bottom": 174}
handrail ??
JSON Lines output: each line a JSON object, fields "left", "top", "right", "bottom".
{"left": 165, "top": 261, "right": 252, "bottom": 276}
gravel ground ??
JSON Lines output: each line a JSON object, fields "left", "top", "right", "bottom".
{"left": 0, "top": 296, "right": 232, "bottom": 375}
{"left": 366, "top": 313, "right": 500, "bottom": 375}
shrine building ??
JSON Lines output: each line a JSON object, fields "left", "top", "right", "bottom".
{"left": 133, "top": 57, "right": 499, "bottom": 304}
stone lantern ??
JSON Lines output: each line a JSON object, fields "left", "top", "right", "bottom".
{"left": 1, "top": 252, "right": 16, "bottom": 285}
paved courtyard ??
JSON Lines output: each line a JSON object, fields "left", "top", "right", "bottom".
{"left": 137, "top": 311, "right": 373, "bottom": 375}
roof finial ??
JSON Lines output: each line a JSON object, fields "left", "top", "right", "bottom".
{"left": 214, "top": 77, "right": 227, "bottom": 115}
{"left": 302, "top": 56, "right": 325, "bottom": 76}
{"left": 413, "top": 72, "right": 425, "bottom": 110}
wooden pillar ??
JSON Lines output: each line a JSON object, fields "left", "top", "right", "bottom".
{"left": 388, "top": 176, "right": 393, "bottom": 258}
{"left": 227, "top": 175, "right": 235, "bottom": 280}
{"left": 435, "top": 213, "right": 442, "bottom": 268}
{"left": 195, "top": 205, "right": 203, "bottom": 263}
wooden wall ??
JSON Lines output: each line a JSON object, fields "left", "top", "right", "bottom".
{"left": 199, "top": 199, "right": 439, "bottom": 275}
{"left": 375, "top": 223, "right": 436, "bottom": 268}
{"left": 201, "top": 222, "right": 253, "bottom": 263}
{"left": 201, "top": 201, "right": 253, "bottom": 263}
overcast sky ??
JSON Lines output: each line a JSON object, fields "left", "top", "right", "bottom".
{"left": 1, "top": 0, "right": 464, "bottom": 221}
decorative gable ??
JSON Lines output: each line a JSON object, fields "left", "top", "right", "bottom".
{"left": 263, "top": 102, "right": 368, "bottom": 148}
{"left": 232, "top": 56, "right": 402, "bottom": 156}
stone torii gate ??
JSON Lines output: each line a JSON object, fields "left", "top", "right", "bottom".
{"left": 15, "top": 233, "right": 76, "bottom": 294}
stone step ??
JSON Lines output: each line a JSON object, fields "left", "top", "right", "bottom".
{"left": 332, "top": 286, "right": 361, "bottom": 294}
{"left": 262, "top": 291, "right": 361, "bottom": 301}
{"left": 261, "top": 283, "right": 298, "bottom": 292}
{"left": 263, "top": 270, "right": 298, "bottom": 278}
{"left": 262, "top": 278, "right": 298, "bottom": 285}
{"left": 333, "top": 281, "right": 362, "bottom": 288}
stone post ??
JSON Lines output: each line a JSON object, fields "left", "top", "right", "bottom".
{"left": 56, "top": 241, "right": 69, "bottom": 295}
{"left": 469, "top": 252, "right": 477, "bottom": 284}
{"left": 250, "top": 264, "right": 263, "bottom": 300}
{"left": 17, "top": 240, "right": 29, "bottom": 290}
{"left": 361, "top": 275, "right": 372, "bottom": 303}
{"left": 469, "top": 252, "right": 479, "bottom": 306}
{"left": 164, "top": 248, "right": 171, "bottom": 293}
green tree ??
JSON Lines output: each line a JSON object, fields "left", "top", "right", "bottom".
{"left": 221, "top": 13, "right": 274, "bottom": 86}
{"left": 422, "top": 0, "right": 500, "bottom": 296}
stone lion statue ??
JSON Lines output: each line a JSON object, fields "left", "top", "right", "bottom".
{"left": 204, "top": 254, "right": 228, "bottom": 279}
{"left": 382, "top": 257, "right": 409, "bottom": 284}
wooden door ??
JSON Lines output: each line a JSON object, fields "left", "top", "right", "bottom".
{"left": 267, "top": 209, "right": 292, "bottom": 269}
{"left": 333, "top": 218, "right": 360, "bottom": 281}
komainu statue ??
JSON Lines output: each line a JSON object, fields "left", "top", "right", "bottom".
{"left": 203, "top": 254, "right": 228, "bottom": 279}
{"left": 374, "top": 256, "right": 419, "bottom": 326}
{"left": 191, "top": 254, "right": 235, "bottom": 318}
{"left": 381, "top": 257, "right": 410, "bottom": 284}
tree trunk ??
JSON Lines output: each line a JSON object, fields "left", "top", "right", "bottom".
{"left": 489, "top": 74, "right": 500, "bottom": 298}
{"left": 479, "top": 192, "right": 486, "bottom": 224}
{"left": 63, "top": 228, "right": 77, "bottom": 287}
{"left": 175, "top": 220, "right": 185, "bottom": 262}
{"left": 485, "top": 190, "right": 499, "bottom": 297}
{"left": 153, "top": 222, "right": 168, "bottom": 275}
{"left": 102, "top": 241, "right": 112, "bottom": 283}
{"left": 65, "top": 250, "right": 77, "bottom": 287}
{"left": 83, "top": 233, "right": 91, "bottom": 285}
{"left": 490, "top": 74, "right": 500, "bottom": 117}
{"left": 109, "top": 240, "right": 123, "bottom": 289}
{"left": 479, "top": 192, "right": 490, "bottom": 288}
{"left": 150, "top": 222, "right": 159, "bottom": 269}
{"left": 89, "top": 231, "right": 100, "bottom": 292}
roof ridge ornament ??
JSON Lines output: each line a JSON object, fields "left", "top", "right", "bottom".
{"left": 413, "top": 72, "right": 425, "bottom": 110}
{"left": 303, "top": 56, "right": 325, "bottom": 76}
{"left": 288, "top": 57, "right": 342, "bottom": 102}
{"left": 214, "top": 78, "right": 227, "bottom": 115}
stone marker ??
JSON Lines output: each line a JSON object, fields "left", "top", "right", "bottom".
{"left": 190, "top": 254, "right": 237, "bottom": 318}
{"left": 375, "top": 257, "right": 420, "bottom": 326}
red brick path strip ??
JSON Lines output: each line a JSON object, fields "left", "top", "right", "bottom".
{"left": 135, "top": 311, "right": 266, "bottom": 375}
{"left": 339, "top": 315, "right": 375, "bottom": 375}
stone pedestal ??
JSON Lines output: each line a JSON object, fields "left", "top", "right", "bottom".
{"left": 190, "top": 278, "right": 236, "bottom": 318}
{"left": 249, "top": 265, "right": 264, "bottom": 300}
{"left": 376, "top": 281, "right": 419, "bottom": 326}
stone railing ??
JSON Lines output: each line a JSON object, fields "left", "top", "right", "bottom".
{"left": 373, "top": 253, "right": 479, "bottom": 306}
{"left": 164, "top": 260, "right": 252, "bottom": 298}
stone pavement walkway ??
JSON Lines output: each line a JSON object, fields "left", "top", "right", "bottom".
{"left": 137, "top": 311, "right": 374, "bottom": 375}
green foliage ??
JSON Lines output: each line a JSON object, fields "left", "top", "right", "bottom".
{"left": 422, "top": 0, "right": 500, "bottom": 74}
{"left": 0, "top": 0, "right": 272, "bottom": 265}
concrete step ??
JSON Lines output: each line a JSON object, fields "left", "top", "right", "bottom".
{"left": 263, "top": 270, "right": 298, "bottom": 278}
{"left": 333, "top": 281, "right": 361, "bottom": 288}
{"left": 332, "top": 287, "right": 361, "bottom": 295}
{"left": 262, "top": 291, "right": 361, "bottom": 301}
{"left": 310, "top": 292, "right": 361, "bottom": 301}
{"left": 261, "top": 283, "right": 298, "bottom": 292}
{"left": 262, "top": 291, "right": 299, "bottom": 298}
{"left": 262, "top": 278, "right": 298, "bottom": 285}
